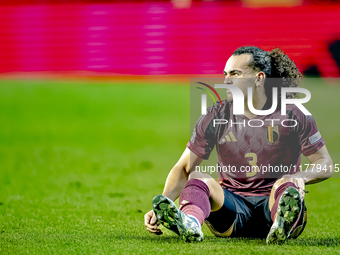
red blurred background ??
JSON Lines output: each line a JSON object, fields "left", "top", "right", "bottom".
{"left": 1, "top": 0, "right": 340, "bottom": 78}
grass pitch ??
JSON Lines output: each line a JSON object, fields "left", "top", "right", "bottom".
{"left": 0, "top": 79, "right": 340, "bottom": 254}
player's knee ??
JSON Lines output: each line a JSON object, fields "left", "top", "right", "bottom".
{"left": 272, "top": 177, "right": 291, "bottom": 192}
{"left": 189, "top": 171, "right": 214, "bottom": 182}
{"left": 188, "top": 171, "right": 221, "bottom": 195}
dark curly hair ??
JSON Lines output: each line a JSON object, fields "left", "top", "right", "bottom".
{"left": 232, "top": 46, "right": 302, "bottom": 100}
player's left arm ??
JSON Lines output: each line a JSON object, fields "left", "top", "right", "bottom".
{"left": 281, "top": 145, "right": 333, "bottom": 199}
{"left": 301, "top": 144, "right": 333, "bottom": 184}
{"left": 279, "top": 107, "right": 334, "bottom": 199}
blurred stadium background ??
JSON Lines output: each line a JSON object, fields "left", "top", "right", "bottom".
{"left": 1, "top": 0, "right": 340, "bottom": 78}
{"left": 1, "top": 0, "right": 340, "bottom": 253}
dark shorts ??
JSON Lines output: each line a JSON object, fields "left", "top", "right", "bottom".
{"left": 204, "top": 188, "right": 307, "bottom": 239}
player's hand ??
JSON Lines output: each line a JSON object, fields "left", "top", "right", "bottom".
{"left": 144, "top": 210, "right": 163, "bottom": 235}
{"left": 281, "top": 175, "right": 306, "bottom": 200}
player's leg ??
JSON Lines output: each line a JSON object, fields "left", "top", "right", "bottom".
{"left": 184, "top": 171, "right": 225, "bottom": 212}
{"left": 266, "top": 178, "right": 304, "bottom": 244}
{"left": 152, "top": 171, "right": 224, "bottom": 242}
{"left": 204, "top": 188, "right": 248, "bottom": 238}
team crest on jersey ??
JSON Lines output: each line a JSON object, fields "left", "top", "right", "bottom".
{"left": 267, "top": 126, "right": 279, "bottom": 144}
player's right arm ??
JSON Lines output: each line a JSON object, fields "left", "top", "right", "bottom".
{"left": 144, "top": 102, "right": 223, "bottom": 235}
{"left": 162, "top": 148, "right": 203, "bottom": 201}
{"left": 144, "top": 148, "right": 203, "bottom": 235}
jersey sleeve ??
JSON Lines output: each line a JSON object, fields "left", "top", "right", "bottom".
{"left": 292, "top": 107, "right": 325, "bottom": 156}
{"left": 186, "top": 105, "right": 221, "bottom": 160}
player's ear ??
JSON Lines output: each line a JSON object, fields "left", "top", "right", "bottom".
{"left": 255, "top": 71, "right": 265, "bottom": 87}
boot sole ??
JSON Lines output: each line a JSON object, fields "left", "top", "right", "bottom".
{"left": 152, "top": 195, "right": 203, "bottom": 242}
{"left": 266, "top": 187, "right": 302, "bottom": 245}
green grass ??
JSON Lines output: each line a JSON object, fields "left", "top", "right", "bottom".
{"left": 0, "top": 79, "right": 340, "bottom": 254}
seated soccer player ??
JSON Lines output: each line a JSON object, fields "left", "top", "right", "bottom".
{"left": 144, "top": 46, "right": 333, "bottom": 244}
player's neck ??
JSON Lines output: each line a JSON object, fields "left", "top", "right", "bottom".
{"left": 243, "top": 95, "right": 267, "bottom": 119}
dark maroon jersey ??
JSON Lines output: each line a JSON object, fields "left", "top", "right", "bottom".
{"left": 187, "top": 100, "right": 325, "bottom": 196}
